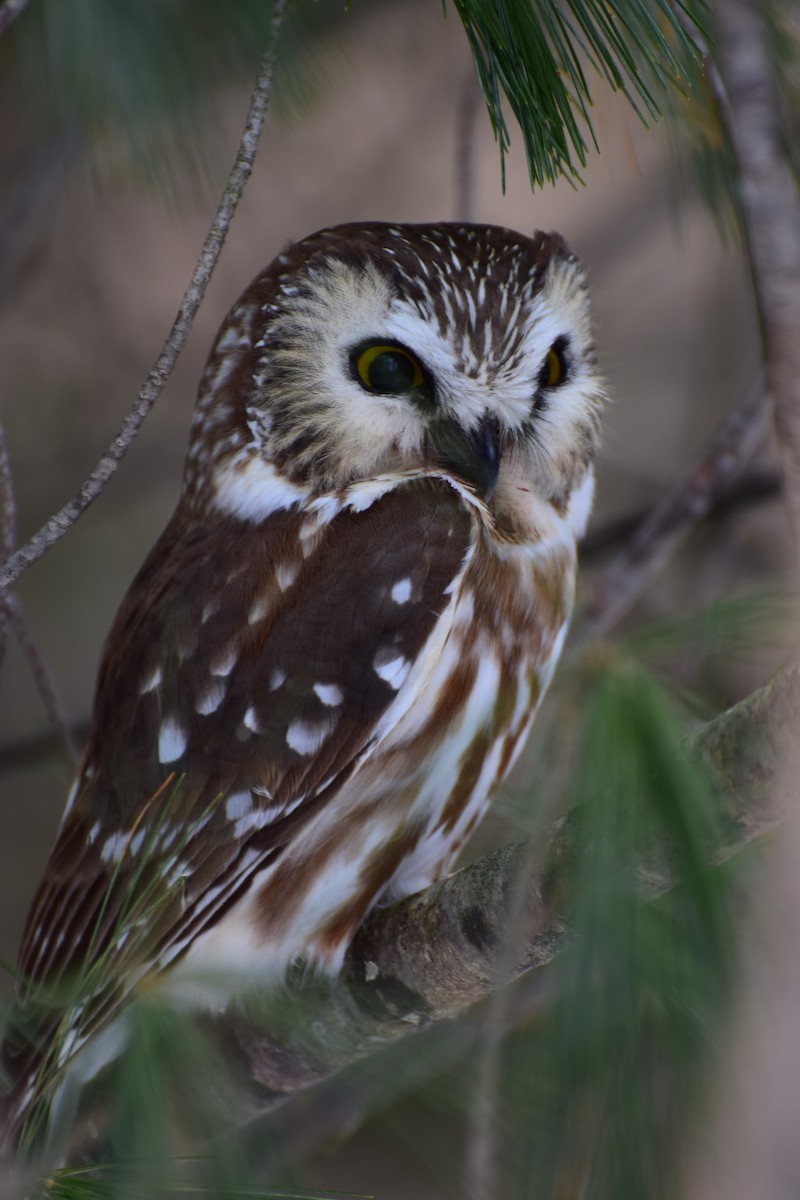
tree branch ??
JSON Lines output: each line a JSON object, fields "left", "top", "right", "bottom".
{"left": 711, "top": 0, "right": 800, "bottom": 545}
{"left": 0, "top": 0, "right": 287, "bottom": 594}
{"left": 583, "top": 373, "right": 767, "bottom": 635}
{"left": 184, "top": 663, "right": 797, "bottom": 1131}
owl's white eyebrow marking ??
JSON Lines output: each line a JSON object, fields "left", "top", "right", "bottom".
{"left": 373, "top": 651, "right": 411, "bottom": 690}
{"left": 276, "top": 563, "right": 298, "bottom": 591}
{"left": 390, "top": 578, "right": 412, "bottom": 605}
{"left": 286, "top": 718, "right": 332, "bottom": 756}
{"left": 269, "top": 668, "right": 287, "bottom": 691}
{"left": 243, "top": 707, "right": 260, "bottom": 733}
{"left": 313, "top": 682, "right": 343, "bottom": 707}
{"left": 248, "top": 596, "right": 269, "bottom": 624}
{"left": 140, "top": 665, "right": 162, "bottom": 694}
{"left": 210, "top": 644, "right": 238, "bottom": 676}
{"left": 225, "top": 791, "right": 252, "bottom": 821}
{"left": 159, "top": 718, "right": 187, "bottom": 763}
{"left": 196, "top": 679, "right": 227, "bottom": 715}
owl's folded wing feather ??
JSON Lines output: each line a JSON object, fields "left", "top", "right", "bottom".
{"left": 5, "top": 476, "right": 474, "bottom": 1118}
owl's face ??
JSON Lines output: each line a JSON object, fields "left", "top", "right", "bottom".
{"left": 186, "top": 222, "right": 605, "bottom": 533}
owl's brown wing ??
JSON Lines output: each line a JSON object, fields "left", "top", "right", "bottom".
{"left": 16, "top": 476, "right": 474, "bottom": 1020}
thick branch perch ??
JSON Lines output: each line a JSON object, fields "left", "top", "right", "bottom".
{"left": 712, "top": 0, "right": 800, "bottom": 545}
{"left": 196, "top": 664, "right": 798, "bottom": 1127}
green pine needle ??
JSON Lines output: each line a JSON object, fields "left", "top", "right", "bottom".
{"left": 450, "top": 0, "right": 707, "bottom": 187}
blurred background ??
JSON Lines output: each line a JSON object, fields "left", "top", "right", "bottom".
{"left": 0, "top": 1, "right": 792, "bottom": 1195}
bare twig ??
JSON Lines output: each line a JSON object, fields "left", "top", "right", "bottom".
{"left": 0, "top": 0, "right": 29, "bottom": 38}
{"left": 580, "top": 466, "right": 780, "bottom": 562}
{"left": 0, "top": 720, "right": 90, "bottom": 773}
{"left": 0, "top": 421, "right": 77, "bottom": 765}
{"left": 0, "top": 0, "right": 287, "bottom": 595}
{"left": 583, "top": 373, "right": 768, "bottom": 636}
{"left": 711, "top": 0, "right": 800, "bottom": 547}
{"left": 0, "top": 421, "right": 14, "bottom": 670}
{"left": 4, "top": 598, "right": 79, "bottom": 766}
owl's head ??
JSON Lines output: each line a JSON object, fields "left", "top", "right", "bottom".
{"left": 185, "top": 222, "right": 605, "bottom": 533}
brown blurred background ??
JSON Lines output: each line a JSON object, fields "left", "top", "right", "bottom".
{"left": 0, "top": 1, "right": 790, "bottom": 1193}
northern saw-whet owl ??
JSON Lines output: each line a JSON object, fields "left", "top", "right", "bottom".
{"left": 1, "top": 221, "right": 605, "bottom": 1150}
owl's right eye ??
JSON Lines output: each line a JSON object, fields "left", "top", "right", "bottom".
{"left": 352, "top": 343, "right": 425, "bottom": 394}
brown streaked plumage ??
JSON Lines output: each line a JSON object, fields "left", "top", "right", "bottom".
{"left": 1, "top": 221, "right": 606, "bottom": 1152}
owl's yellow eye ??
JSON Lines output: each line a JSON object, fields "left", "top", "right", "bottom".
{"left": 354, "top": 344, "right": 425, "bottom": 394}
{"left": 542, "top": 345, "right": 565, "bottom": 388}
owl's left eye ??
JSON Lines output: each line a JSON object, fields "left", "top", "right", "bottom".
{"left": 352, "top": 343, "right": 425, "bottom": 394}
{"left": 538, "top": 337, "right": 570, "bottom": 391}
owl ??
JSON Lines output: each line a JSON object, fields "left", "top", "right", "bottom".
{"left": 1, "top": 221, "right": 604, "bottom": 1152}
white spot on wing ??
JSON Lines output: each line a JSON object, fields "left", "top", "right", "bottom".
{"left": 390, "top": 578, "right": 412, "bottom": 604}
{"left": 197, "top": 678, "right": 227, "bottom": 715}
{"left": 313, "top": 682, "right": 343, "bottom": 707}
{"left": 141, "top": 665, "right": 162, "bottom": 694}
{"left": 225, "top": 791, "right": 252, "bottom": 821}
{"left": 276, "top": 562, "right": 298, "bottom": 591}
{"left": 101, "top": 831, "right": 128, "bottom": 863}
{"left": 243, "top": 706, "right": 260, "bottom": 733}
{"left": 248, "top": 596, "right": 269, "bottom": 624}
{"left": 269, "top": 668, "right": 286, "bottom": 691}
{"left": 373, "top": 649, "right": 411, "bottom": 690}
{"left": 286, "top": 718, "right": 333, "bottom": 756}
{"left": 210, "top": 644, "right": 238, "bottom": 676}
{"left": 159, "top": 718, "right": 187, "bottom": 763}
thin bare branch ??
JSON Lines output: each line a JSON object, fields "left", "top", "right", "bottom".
{"left": 711, "top": 0, "right": 800, "bottom": 547}
{"left": 580, "top": 466, "right": 779, "bottom": 562}
{"left": 4, "top": 598, "right": 79, "bottom": 766}
{"left": 0, "top": 0, "right": 29, "bottom": 39}
{"left": 583, "top": 373, "right": 768, "bottom": 636}
{"left": 0, "top": 0, "right": 287, "bottom": 595}
{"left": 0, "top": 720, "right": 90, "bottom": 773}
{"left": 0, "top": 420, "right": 14, "bottom": 670}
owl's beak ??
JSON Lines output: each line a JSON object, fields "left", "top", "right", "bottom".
{"left": 428, "top": 413, "right": 501, "bottom": 502}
